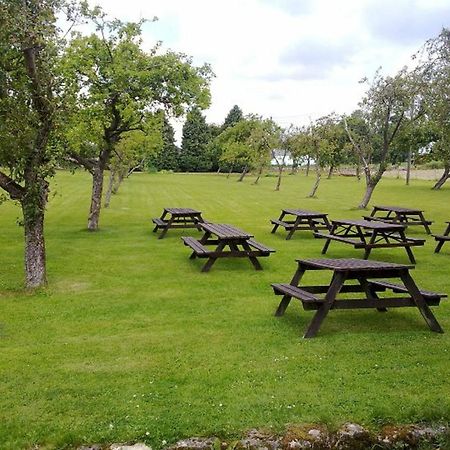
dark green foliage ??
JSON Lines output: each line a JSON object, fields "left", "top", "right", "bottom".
{"left": 180, "top": 107, "right": 212, "bottom": 172}
{"left": 222, "top": 104, "right": 244, "bottom": 131}
{"left": 206, "top": 123, "right": 223, "bottom": 171}
{"left": 149, "top": 113, "right": 180, "bottom": 171}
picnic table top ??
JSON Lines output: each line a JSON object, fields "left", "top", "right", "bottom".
{"left": 331, "top": 218, "right": 406, "bottom": 230}
{"left": 281, "top": 208, "right": 328, "bottom": 217}
{"left": 295, "top": 258, "right": 414, "bottom": 271}
{"left": 200, "top": 223, "right": 253, "bottom": 239}
{"left": 373, "top": 205, "right": 424, "bottom": 213}
{"left": 164, "top": 207, "right": 202, "bottom": 215}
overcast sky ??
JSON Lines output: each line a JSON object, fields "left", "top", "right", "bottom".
{"left": 89, "top": 0, "right": 449, "bottom": 129}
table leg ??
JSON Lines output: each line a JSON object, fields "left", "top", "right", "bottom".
{"left": 240, "top": 241, "right": 263, "bottom": 270}
{"left": 321, "top": 223, "right": 337, "bottom": 254}
{"left": 275, "top": 267, "right": 306, "bottom": 316}
{"left": 304, "top": 271, "right": 346, "bottom": 338}
{"left": 158, "top": 216, "right": 174, "bottom": 239}
{"left": 400, "top": 271, "right": 444, "bottom": 333}
{"left": 358, "top": 277, "right": 387, "bottom": 312}
{"left": 322, "top": 216, "right": 332, "bottom": 232}
{"left": 201, "top": 241, "right": 226, "bottom": 272}
{"left": 286, "top": 216, "right": 301, "bottom": 240}
{"left": 398, "top": 229, "right": 416, "bottom": 264}
{"left": 271, "top": 211, "right": 286, "bottom": 233}
{"left": 418, "top": 212, "right": 432, "bottom": 234}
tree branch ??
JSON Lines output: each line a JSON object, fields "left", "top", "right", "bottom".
{"left": 67, "top": 153, "right": 97, "bottom": 174}
{"left": 0, "top": 171, "right": 25, "bottom": 200}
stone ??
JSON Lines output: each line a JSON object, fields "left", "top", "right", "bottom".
{"left": 110, "top": 444, "right": 152, "bottom": 450}
{"left": 168, "top": 437, "right": 218, "bottom": 450}
{"left": 238, "top": 428, "right": 282, "bottom": 450}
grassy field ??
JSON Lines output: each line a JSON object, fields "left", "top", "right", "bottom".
{"left": 1, "top": 170, "right": 450, "bottom": 449}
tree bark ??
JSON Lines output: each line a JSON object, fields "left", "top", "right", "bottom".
{"left": 23, "top": 202, "right": 47, "bottom": 288}
{"left": 88, "top": 166, "right": 104, "bottom": 230}
{"left": 275, "top": 166, "right": 283, "bottom": 191}
{"left": 406, "top": 150, "right": 411, "bottom": 185}
{"left": 432, "top": 165, "right": 450, "bottom": 190}
{"left": 356, "top": 162, "right": 361, "bottom": 181}
{"left": 237, "top": 166, "right": 248, "bottom": 182}
{"left": 253, "top": 166, "right": 263, "bottom": 185}
{"left": 327, "top": 165, "right": 334, "bottom": 179}
{"left": 308, "top": 171, "right": 321, "bottom": 197}
{"left": 112, "top": 169, "right": 126, "bottom": 194}
{"left": 358, "top": 182, "right": 377, "bottom": 209}
{"left": 104, "top": 170, "right": 115, "bottom": 208}
{"left": 305, "top": 156, "right": 310, "bottom": 176}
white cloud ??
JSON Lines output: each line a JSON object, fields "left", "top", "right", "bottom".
{"left": 87, "top": 0, "right": 447, "bottom": 128}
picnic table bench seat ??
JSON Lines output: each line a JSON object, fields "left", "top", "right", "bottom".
{"left": 247, "top": 239, "right": 275, "bottom": 254}
{"left": 314, "top": 232, "right": 365, "bottom": 247}
{"left": 270, "top": 219, "right": 295, "bottom": 229}
{"left": 433, "top": 222, "right": 450, "bottom": 253}
{"left": 314, "top": 232, "right": 425, "bottom": 249}
{"left": 272, "top": 283, "right": 323, "bottom": 305}
{"left": 152, "top": 217, "right": 168, "bottom": 228}
{"left": 364, "top": 215, "right": 433, "bottom": 226}
{"left": 182, "top": 236, "right": 212, "bottom": 256}
{"left": 368, "top": 280, "right": 446, "bottom": 306}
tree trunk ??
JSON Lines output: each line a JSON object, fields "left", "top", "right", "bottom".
{"left": 112, "top": 169, "right": 125, "bottom": 195}
{"left": 237, "top": 166, "right": 248, "bottom": 182}
{"left": 305, "top": 157, "right": 310, "bottom": 176}
{"left": 275, "top": 166, "right": 283, "bottom": 191}
{"left": 104, "top": 170, "right": 115, "bottom": 208}
{"left": 88, "top": 166, "right": 104, "bottom": 231}
{"left": 23, "top": 204, "right": 47, "bottom": 288}
{"left": 356, "top": 162, "right": 361, "bottom": 181}
{"left": 327, "top": 165, "right": 334, "bottom": 179}
{"left": 308, "top": 171, "right": 321, "bottom": 197}
{"left": 227, "top": 167, "right": 233, "bottom": 179}
{"left": 253, "top": 166, "right": 263, "bottom": 185}
{"left": 358, "top": 182, "right": 377, "bottom": 209}
{"left": 406, "top": 150, "right": 411, "bottom": 186}
{"left": 432, "top": 165, "right": 450, "bottom": 190}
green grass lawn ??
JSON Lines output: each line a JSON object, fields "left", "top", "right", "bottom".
{"left": 1, "top": 171, "right": 450, "bottom": 449}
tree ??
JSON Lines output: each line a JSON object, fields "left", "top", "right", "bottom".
{"left": 417, "top": 28, "right": 450, "bottom": 189}
{"left": 222, "top": 105, "right": 244, "bottom": 130}
{"left": 272, "top": 126, "right": 296, "bottom": 191}
{"left": 180, "top": 107, "right": 212, "bottom": 172}
{"left": 344, "top": 69, "right": 418, "bottom": 208}
{"left": 249, "top": 119, "right": 280, "bottom": 184}
{"left": 62, "top": 5, "right": 213, "bottom": 230}
{"left": 0, "top": 0, "right": 73, "bottom": 288}
{"left": 214, "top": 116, "right": 276, "bottom": 183}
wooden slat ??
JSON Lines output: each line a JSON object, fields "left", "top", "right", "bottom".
{"left": 271, "top": 283, "right": 323, "bottom": 303}
{"left": 181, "top": 237, "right": 210, "bottom": 255}
{"left": 270, "top": 219, "right": 294, "bottom": 229}
{"left": 152, "top": 218, "right": 167, "bottom": 226}
{"left": 247, "top": 239, "right": 275, "bottom": 253}
{"left": 368, "top": 280, "right": 447, "bottom": 300}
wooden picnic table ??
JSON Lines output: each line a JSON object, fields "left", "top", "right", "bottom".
{"left": 365, "top": 205, "right": 433, "bottom": 234}
{"left": 152, "top": 207, "right": 204, "bottom": 239}
{"left": 272, "top": 258, "right": 446, "bottom": 338}
{"left": 270, "top": 208, "right": 331, "bottom": 240}
{"left": 182, "top": 223, "right": 275, "bottom": 272}
{"left": 315, "top": 218, "right": 425, "bottom": 264}
{"left": 433, "top": 222, "right": 450, "bottom": 253}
